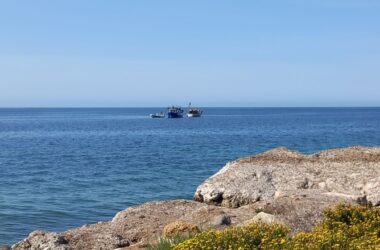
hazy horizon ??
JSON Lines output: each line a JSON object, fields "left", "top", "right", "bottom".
{"left": 1, "top": 106, "right": 379, "bottom": 109}
{"left": 1, "top": 1, "right": 379, "bottom": 107}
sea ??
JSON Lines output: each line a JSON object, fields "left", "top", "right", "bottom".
{"left": 1, "top": 107, "right": 380, "bottom": 245}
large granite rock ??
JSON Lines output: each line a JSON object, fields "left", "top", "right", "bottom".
{"left": 11, "top": 200, "right": 257, "bottom": 250}
{"left": 194, "top": 147, "right": 380, "bottom": 208}
{"left": 12, "top": 231, "right": 70, "bottom": 250}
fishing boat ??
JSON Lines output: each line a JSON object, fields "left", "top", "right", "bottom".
{"left": 150, "top": 112, "right": 165, "bottom": 118}
{"left": 187, "top": 103, "right": 203, "bottom": 117}
{"left": 167, "top": 106, "right": 184, "bottom": 118}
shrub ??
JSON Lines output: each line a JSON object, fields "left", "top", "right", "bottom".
{"left": 289, "top": 204, "right": 380, "bottom": 250}
{"left": 171, "top": 204, "right": 380, "bottom": 250}
{"left": 173, "top": 223, "right": 289, "bottom": 250}
{"left": 148, "top": 235, "right": 192, "bottom": 250}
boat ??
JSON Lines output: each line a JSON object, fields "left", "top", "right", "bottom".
{"left": 187, "top": 103, "right": 203, "bottom": 117}
{"left": 167, "top": 106, "right": 184, "bottom": 118}
{"left": 150, "top": 112, "right": 165, "bottom": 118}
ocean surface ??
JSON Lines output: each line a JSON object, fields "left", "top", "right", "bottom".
{"left": 1, "top": 107, "right": 380, "bottom": 245}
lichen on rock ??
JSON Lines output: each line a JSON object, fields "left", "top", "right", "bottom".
{"left": 162, "top": 221, "right": 199, "bottom": 238}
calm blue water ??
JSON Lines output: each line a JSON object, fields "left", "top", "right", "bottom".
{"left": 1, "top": 107, "right": 380, "bottom": 245}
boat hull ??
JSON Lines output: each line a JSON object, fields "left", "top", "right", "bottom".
{"left": 168, "top": 112, "right": 183, "bottom": 118}
{"left": 187, "top": 113, "right": 201, "bottom": 117}
{"left": 150, "top": 114, "right": 165, "bottom": 118}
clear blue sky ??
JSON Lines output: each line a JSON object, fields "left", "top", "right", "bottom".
{"left": 0, "top": 0, "right": 379, "bottom": 107}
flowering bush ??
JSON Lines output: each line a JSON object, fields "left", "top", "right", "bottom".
{"left": 172, "top": 204, "right": 380, "bottom": 250}
{"left": 173, "top": 223, "right": 289, "bottom": 250}
{"left": 289, "top": 204, "right": 380, "bottom": 250}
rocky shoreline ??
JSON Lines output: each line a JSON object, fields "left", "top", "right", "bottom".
{"left": 9, "top": 146, "right": 380, "bottom": 250}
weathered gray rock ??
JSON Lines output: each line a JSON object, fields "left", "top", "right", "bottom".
{"left": 12, "top": 200, "right": 256, "bottom": 250}
{"left": 194, "top": 147, "right": 380, "bottom": 208}
{"left": 243, "top": 212, "right": 278, "bottom": 225}
{"left": 209, "top": 214, "right": 231, "bottom": 226}
{"left": 12, "top": 231, "right": 69, "bottom": 250}
{"left": 0, "top": 246, "right": 11, "bottom": 250}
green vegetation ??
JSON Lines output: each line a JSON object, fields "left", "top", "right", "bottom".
{"left": 173, "top": 223, "right": 289, "bottom": 250}
{"left": 288, "top": 203, "right": 380, "bottom": 250}
{"left": 152, "top": 204, "right": 380, "bottom": 250}
{"left": 148, "top": 235, "right": 193, "bottom": 250}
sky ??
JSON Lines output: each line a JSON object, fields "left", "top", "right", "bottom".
{"left": 0, "top": 0, "right": 379, "bottom": 107}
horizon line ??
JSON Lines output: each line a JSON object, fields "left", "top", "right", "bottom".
{"left": 0, "top": 106, "right": 379, "bottom": 109}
